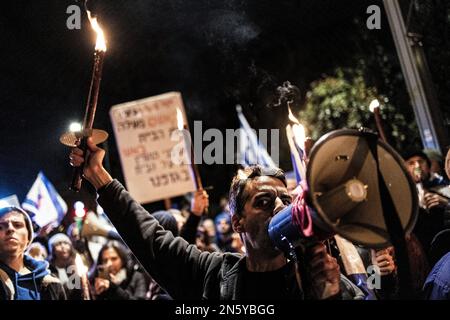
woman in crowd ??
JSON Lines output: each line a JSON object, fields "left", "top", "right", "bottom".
{"left": 91, "top": 240, "right": 148, "bottom": 300}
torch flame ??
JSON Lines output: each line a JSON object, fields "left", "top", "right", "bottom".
{"left": 287, "top": 107, "right": 306, "bottom": 150}
{"left": 237, "top": 169, "right": 248, "bottom": 180}
{"left": 75, "top": 254, "right": 88, "bottom": 276}
{"left": 369, "top": 99, "right": 380, "bottom": 113}
{"left": 87, "top": 11, "right": 106, "bottom": 52}
{"left": 292, "top": 123, "right": 306, "bottom": 150}
{"left": 176, "top": 108, "right": 184, "bottom": 130}
{"left": 287, "top": 107, "right": 300, "bottom": 124}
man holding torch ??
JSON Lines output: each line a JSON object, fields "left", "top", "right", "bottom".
{"left": 69, "top": 138, "right": 363, "bottom": 300}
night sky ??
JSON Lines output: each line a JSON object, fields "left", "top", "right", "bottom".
{"left": 1, "top": 0, "right": 391, "bottom": 212}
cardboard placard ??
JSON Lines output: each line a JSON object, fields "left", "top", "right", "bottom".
{"left": 110, "top": 92, "right": 196, "bottom": 204}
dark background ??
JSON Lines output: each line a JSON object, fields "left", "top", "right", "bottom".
{"left": 0, "top": 0, "right": 446, "bottom": 216}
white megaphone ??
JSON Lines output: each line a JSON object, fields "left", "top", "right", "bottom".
{"left": 81, "top": 211, "right": 121, "bottom": 240}
{"left": 268, "top": 129, "right": 418, "bottom": 254}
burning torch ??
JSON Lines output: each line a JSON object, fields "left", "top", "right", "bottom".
{"left": 60, "top": 4, "right": 108, "bottom": 191}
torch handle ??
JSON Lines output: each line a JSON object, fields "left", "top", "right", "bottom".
{"left": 187, "top": 127, "right": 203, "bottom": 190}
{"left": 193, "top": 165, "right": 203, "bottom": 190}
{"left": 373, "top": 108, "right": 388, "bottom": 143}
{"left": 70, "top": 137, "right": 88, "bottom": 192}
{"left": 69, "top": 50, "right": 104, "bottom": 192}
{"left": 83, "top": 51, "right": 104, "bottom": 130}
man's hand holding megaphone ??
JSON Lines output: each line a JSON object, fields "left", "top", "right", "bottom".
{"left": 306, "top": 242, "right": 341, "bottom": 299}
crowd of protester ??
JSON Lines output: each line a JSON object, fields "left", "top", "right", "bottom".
{"left": 1, "top": 142, "right": 449, "bottom": 300}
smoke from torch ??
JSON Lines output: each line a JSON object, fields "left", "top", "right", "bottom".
{"left": 271, "top": 81, "right": 303, "bottom": 110}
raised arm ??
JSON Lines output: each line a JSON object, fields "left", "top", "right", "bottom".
{"left": 70, "top": 138, "right": 223, "bottom": 299}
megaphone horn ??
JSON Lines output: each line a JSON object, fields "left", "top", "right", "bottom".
{"left": 81, "top": 212, "right": 112, "bottom": 238}
{"left": 269, "top": 129, "right": 418, "bottom": 250}
{"left": 269, "top": 129, "right": 419, "bottom": 299}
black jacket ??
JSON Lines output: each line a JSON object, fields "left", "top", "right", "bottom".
{"left": 95, "top": 268, "right": 148, "bottom": 300}
{"left": 97, "top": 180, "right": 364, "bottom": 300}
{"left": 49, "top": 264, "right": 84, "bottom": 300}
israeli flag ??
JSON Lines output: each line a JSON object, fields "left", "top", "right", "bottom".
{"left": 22, "top": 172, "right": 68, "bottom": 227}
{"left": 0, "top": 194, "right": 21, "bottom": 209}
{"left": 236, "top": 105, "right": 277, "bottom": 168}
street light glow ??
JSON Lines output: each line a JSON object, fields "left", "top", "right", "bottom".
{"left": 69, "top": 122, "right": 82, "bottom": 132}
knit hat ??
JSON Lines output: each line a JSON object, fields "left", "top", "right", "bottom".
{"left": 214, "top": 212, "right": 231, "bottom": 226}
{"left": 47, "top": 233, "right": 72, "bottom": 256}
{"left": 152, "top": 210, "right": 179, "bottom": 236}
{"left": 402, "top": 149, "right": 431, "bottom": 168}
{"left": 0, "top": 206, "right": 34, "bottom": 247}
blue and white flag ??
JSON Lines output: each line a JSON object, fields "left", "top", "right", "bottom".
{"left": 0, "top": 194, "right": 21, "bottom": 208}
{"left": 22, "top": 172, "right": 68, "bottom": 227}
{"left": 236, "top": 105, "right": 277, "bottom": 168}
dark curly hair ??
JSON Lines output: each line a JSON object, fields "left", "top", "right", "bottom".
{"left": 228, "top": 165, "right": 286, "bottom": 218}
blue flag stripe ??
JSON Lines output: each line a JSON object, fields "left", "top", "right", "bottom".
{"left": 237, "top": 106, "right": 276, "bottom": 168}
{"left": 39, "top": 171, "right": 65, "bottom": 221}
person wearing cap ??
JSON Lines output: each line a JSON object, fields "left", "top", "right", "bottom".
{"left": 0, "top": 206, "right": 66, "bottom": 300}
{"left": 48, "top": 233, "right": 84, "bottom": 300}
{"left": 403, "top": 149, "right": 450, "bottom": 256}
{"left": 214, "top": 212, "right": 234, "bottom": 252}
{"left": 404, "top": 149, "right": 449, "bottom": 191}
{"left": 211, "top": 196, "right": 235, "bottom": 253}
{"left": 69, "top": 139, "right": 364, "bottom": 300}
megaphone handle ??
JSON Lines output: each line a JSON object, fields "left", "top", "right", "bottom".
{"left": 298, "top": 241, "right": 339, "bottom": 299}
